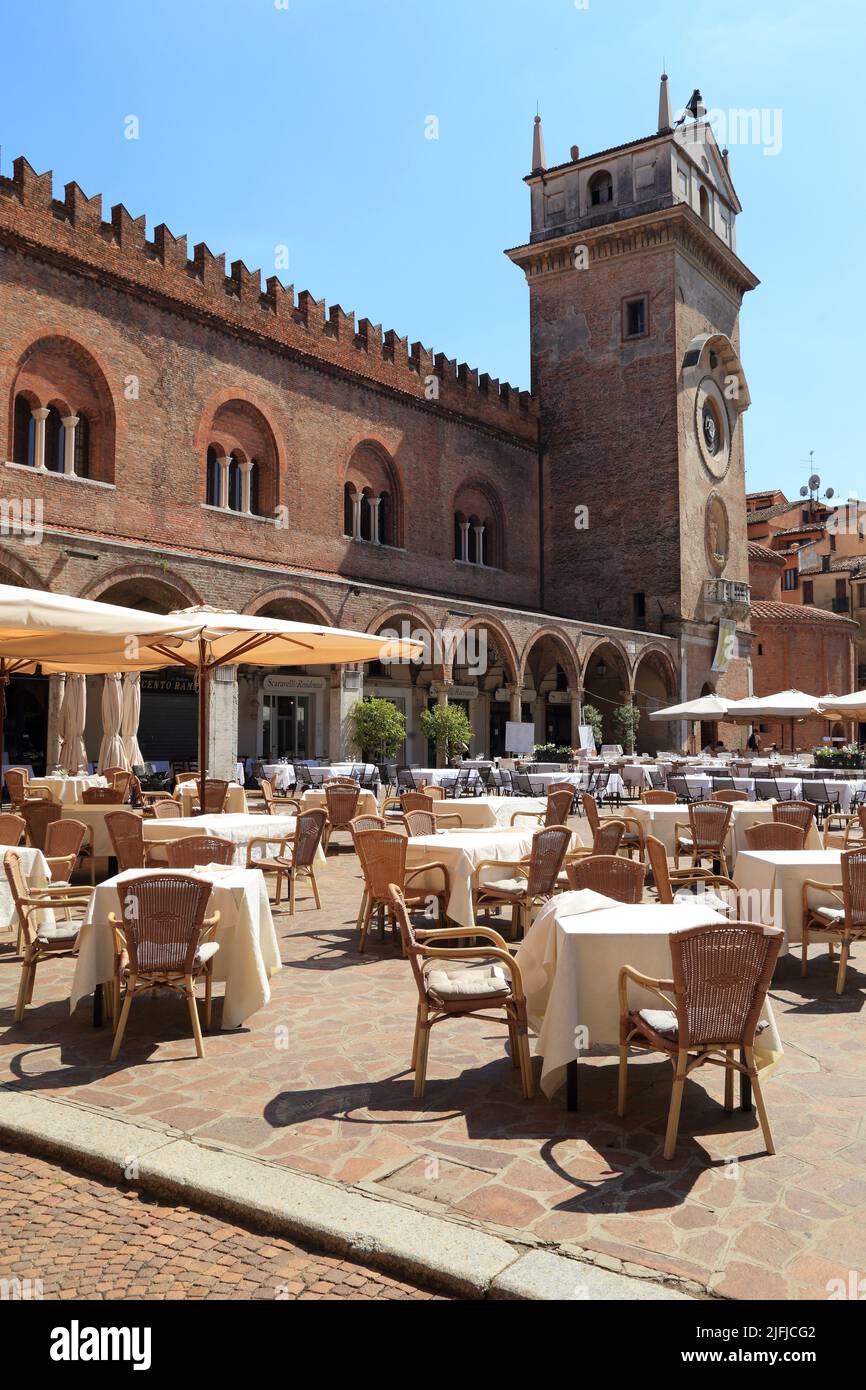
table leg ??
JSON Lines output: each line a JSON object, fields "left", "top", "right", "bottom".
{"left": 566, "top": 1059, "right": 578, "bottom": 1112}
{"left": 739, "top": 1049, "right": 752, "bottom": 1111}
{"left": 93, "top": 983, "right": 103, "bottom": 1029}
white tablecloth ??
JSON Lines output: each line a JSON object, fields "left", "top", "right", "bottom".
{"left": 516, "top": 894, "right": 782, "bottom": 1099}
{"left": 29, "top": 775, "right": 107, "bottom": 804}
{"left": 733, "top": 849, "right": 843, "bottom": 947}
{"left": 406, "top": 768, "right": 484, "bottom": 792}
{"left": 631, "top": 802, "right": 822, "bottom": 865}
{"left": 70, "top": 866, "right": 281, "bottom": 1028}
{"left": 0, "top": 846, "right": 52, "bottom": 933}
{"left": 803, "top": 779, "right": 866, "bottom": 815}
{"left": 405, "top": 827, "right": 534, "bottom": 929}
{"left": 175, "top": 781, "right": 248, "bottom": 815}
{"left": 142, "top": 813, "right": 326, "bottom": 867}
{"left": 60, "top": 804, "right": 127, "bottom": 857}
{"left": 300, "top": 788, "right": 379, "bottom": 819}
{"left": 430, "top": 796, "right": 548, "bottom": 829}
{"left": 679, "top": 775, "right": 805, "bottom": 801}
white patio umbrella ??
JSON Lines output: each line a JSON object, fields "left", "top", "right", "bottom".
{"left": 818, "top": 691, "right": 866, "bottom": 720}
{"left": 121, "top": 673, "right": 144, "bottom": 767}
{"left": 649, "top": 694, "right": 731, "bottom": 720}
{"left": 98, "top": 673, "right": 128, "bottom": 772}
{"left": 723, "top": 690, "right": 827, "bottom": 752}
{"left": 58, "top": 673, "right": 88, "bottom": 773}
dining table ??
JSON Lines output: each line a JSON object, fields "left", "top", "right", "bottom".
{"left": 732, "top": 848, "right": 843, "bottom": 946}
{"left": 300, "top": 788, "right": 380, "bottom": 818}
{"left": 70, "top": 865, "right": 281, "bottom": 1029}
{"left": 0, "top": 845, "right": 53, "bottom": 936}
{"left": 28, "top": 774, "right": 108, "bottom": 804}
{"left": 175, "top": 780, "right": 249, "bottom": 815}
{"left": 404, "top": 826, "right": 535, "bottom": 930}
{"left": 515, "top": 892, "right": 783, "bottom": 1109}
{"left": 630, "top": 801, "right": 823, "bottom": 865}
{"left": 431, "top": 795, "right": 549, "bottom": 830}
{"left": 142, "top": 813, "right": 327, "bottom": 867}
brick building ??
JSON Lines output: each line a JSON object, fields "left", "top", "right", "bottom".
{"left": 0, "top": 78, "right": 773, "bottom": 775}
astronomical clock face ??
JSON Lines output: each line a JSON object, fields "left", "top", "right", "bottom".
{"left": 694, "top": 376, "right": 731, "bottom": 480}
{"left": 705, "top": 492, "right": 730, "bottom": 576}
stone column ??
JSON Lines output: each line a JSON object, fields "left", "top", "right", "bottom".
{"left": 507, "top": 682, "right": 521, "bottom": 724}
{"left": 217, "top": 455, "right": 230, "bottom": 509}
{"left": 412, "top": 685, "right": 429, "bottom": 764}
{"left": 429, "top": 681, "right": 451, "bottom": 767}
{"left": 328, "top": 666, "right": 363, "bottom": 760}
{"left": 31, "top": 407, "right": 49, "bottom": 471}
{"left": 46, "top": 674, "right": 66, "bottom": 770}
{"left": 473, "top": 524, "right": 485, "bottom": 567}
{"left": 570, "top": 688, "right": 583, "bottom": 750}
{"left": 473, "top": 692, "right": 489, "bottom": 755}
{"left": 533, "top": 694, "right": 546, "bottom": 745}
{"left": 352, "top": 494, "right": 363, "bottom": 540}
{"left": 369, "top": 495, "right": 381, "bottom": 545}
{"left": 207, "top": 666, "right": 238, "bottom": 780}
{"left": 239, "top": 459, "right": 253, "bottom": 514}
{"left": 459, "top": 520, "right": 470, "bottom": 563}
{"left": 61, "top": 416, "right": 79, "bottom": 476}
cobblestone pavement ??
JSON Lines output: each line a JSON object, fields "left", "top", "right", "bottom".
{"left": 1, "top": 810, "right": 865, "bottom": 1301}
{"left": 0, "top": 1146, "right": 444, "bottom": 1299}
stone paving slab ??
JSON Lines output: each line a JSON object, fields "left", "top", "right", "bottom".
{"left": 1, "top": 823, "right": 864, "bottom": 1301}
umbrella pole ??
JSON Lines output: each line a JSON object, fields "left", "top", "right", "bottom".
{"left": 0, "top": 661, "right": 6, "bottom": 806}
{"left": 198, "top": 639, "right": 208, "bottom": 811}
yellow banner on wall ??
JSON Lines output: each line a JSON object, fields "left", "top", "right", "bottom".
{"left": 711, "top": 618, "right": 738, "bottom": 674}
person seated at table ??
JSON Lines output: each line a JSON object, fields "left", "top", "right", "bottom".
{"left": 714, "top": 740, "right": 727, "bottom": 753}
{"left": 747, "top": 731, "right": 761, "bottom": 753}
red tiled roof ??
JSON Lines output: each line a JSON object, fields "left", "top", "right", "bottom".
{"left": 752, "top": 600, "right": 859, "bottom": 628}
{"left": 748, "top": 541, "right": 784, "bottom": 564}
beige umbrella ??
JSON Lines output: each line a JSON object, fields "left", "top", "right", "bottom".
{"left": 58, "top": 674, "right": 88, "bottom": 773}
{"left": 723, "top": 690, "right": 826, "bottom": 752}
{"left": 818, "top": 691, "right": 866, "bottom": 720}
{"left": 121, "top": 673, "right": 144, "bottom": 767}
{"left": 98, "top": 673, "right": 128, "bottom": 772}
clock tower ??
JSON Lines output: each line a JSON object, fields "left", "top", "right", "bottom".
{"left": 507, "top": 76, "right": 759, "bottom": 704}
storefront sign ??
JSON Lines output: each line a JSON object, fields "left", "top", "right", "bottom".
{"left": 494, "top": 688, "right": 536, "bottom": 703}
{"left": 448, "top": 684, "right": 480, "bottom": 701}
{"left": 547, "top": 691, "right": 571, "bottom": 705}
{"left": 141, "top": 672, "right": 196, "bottom": 694}
{"left": 262, "top": 674, "right": 327, "bottom": 694}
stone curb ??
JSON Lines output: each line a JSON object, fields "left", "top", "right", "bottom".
{"left": 0, "top": 1090, "right": 690, "bottom": 1301}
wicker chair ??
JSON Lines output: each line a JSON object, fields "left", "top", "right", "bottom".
{"left": 246, "top": 808, "right": 326, "bottom": 913}
{"left": 164, "top": 835, "right": 235, "bottom": 868}
{"left": 402, "top": 792, "right": 463, "bottom": 828}
{"left": 580, "top": 790, "right": 643, "bottom": 860}
{"left": 349, "top": 814, "right": 388, "bottom": 835}
{"left": 4, "top": 769, "right": 40, "bottom": 815}
{"left": 772, "top": 800, "right": 816, "bottom": 835}
{"left": 107, "top": 873, "right": 220, "bottom": 1059}
{"left": 641, "top": 789, "right": 677, "bottom": 806}
{"left": 324, "top": 776, "right": 358, "bottom": 788}
{"left": 510, "top": 786, "right": 573, "bottom": 830}
{"left": 566, "top": 853, "right": 644, "bottom": 903}
{"left": 23, "top": 800, "right": 61, "bottom": 850}
{"left": 4, "top": 852, "right": 92, "bottom": 1019}
{"left": 151, "top": 798, "right": 183, "bottom": 819}
{"left": 618, "top": 921, "right": 782, "bottom": 1158}
{"left": 103, "top": 768, "right": 133, "bottom": 801}
{"left": 189, "top": 779, "right": 230, "bottom": 815}
{"left": 44, "top": 818, "right": 87, "bottom": 882}
{"left": 743, "top": 821, "right": 807, "bottom": 852}
{"left": 402, "top": 809, "right": 439, "bottom": 838}
{"left": 387, "top": 884, "right": 534, "bottom": 1100}
{"left": 801, "top": 847, "right": 866, "bottom": 994}
{"left": 0, "top": 813, "right": 25, "bottom": 846}
{"left": 674, "top": 801, "right": 733, "bottom": 877}
{"left": 645, "top": 834, "right": 738, "bottom": 917}
{"left": 82, "top": 786, "right": 124, "bottom": 805}
{"left": 711, "top": 789, "right": 749, "bottom": 804}
{"left": 354, "top": 829, "right": 450, "bottom": 952}
{"left": 259, "top": 778, "right": 301, "bottom": 817}
{"left": 105, "top": 810, "right": 149, "bottom": 872}
{"left": 473, "top": 825, "right": 571, "bottom": 940}
{"left": 322, "top": 783, "right": 361, "bottom": 852}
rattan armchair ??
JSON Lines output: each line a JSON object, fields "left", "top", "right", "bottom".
{"left": 103, "top": 768, "right": 133, "bottom": 801}
{"left": 711, "top": 789, "right": 749, "bottom": 804}
{"left": 0, "top": 812, "right": 25, "bottom": 846}
{"left": 151, "top": 798, "right": 183, "bottom": 819}
{"left": 4, "top": 851, "right": 92, "bottom": 1019}
{"left": 772, "top": 800, "right": 816, "bottom": 835}
{"left": 189, "top": 779, "right": 230, "bottom": 815}
{"left": 260, "top": 778, "right": 301, "bottom": 817}
{"left": 164, "top": 835, "right": 235, "bottom": 868}
{"left": 401, "top": 808, "right": 462, "bottom": 837}
{"left": 401, "top": 792, "right": 463, "bottom": 828}
{"left": 354, "top": 828, "right": 450, "bottom": 952}
{"left": 641, "top": 789, "right": 677, "bottom": 805}
{"left": 386, "top": 884, "right": 534, "bottom": 1100}
{"left": 22, "top": 800, "right": 61, "bottom": 850}
{"left": 618, "top": 921, "right": 782, "bottom": 1158}
{"left": 674, "top": 801, "right": 733, "bottom": 877}
{"left": 82, "top": 786, "right": 124, "bottom": 805}
{"left": 743, "top": 821, "right": 807, "bottom": 852}
{"left": 44, "top": 817, "right": 87, "bottom": 882}
{"left": 645, "top": 834, "right": 739, "bottom": 917}
{"left": 246, "top": 808, "right": 327, "bottom": 913}
{"left": 4, "top": 769, "right": 41, "bottom": 816}
{"left": 473, "top": 825, "right": 571, "bottom": 940}
{"left": 801, "top": 847, "right": 866, "bottom": 994}
{"left": 510, "top": 785, "right": 573, "bottom": 830}
{"left": 323, "top": 783, "right": 361, "bottom": 851}
{"left": 105, "top": 810, "right": 150, "bottom": 872}
{"left": 107, "top": 873, "right": 220, "bottom": 1059}
{"left": 580, "top": 790, "right": 644, "bottom": 860}
{"left": 567, "top": 853, "right": 644, "bottom": 903}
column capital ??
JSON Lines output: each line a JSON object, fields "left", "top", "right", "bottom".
{"left": 31, "top": 406, "right": 49, "bottom": 421}
{"left": 61, "top": 414, "right": 79, "bottom": 428}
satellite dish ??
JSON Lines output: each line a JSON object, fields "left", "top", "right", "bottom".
{"left": 799, "top": 486, "right": 809, "bottom": 497}
{"left": 825, "top": 487, "right": 835, "bottom": 499}
{"left": 809, "top": 474, "right": 821, "bottom": 490}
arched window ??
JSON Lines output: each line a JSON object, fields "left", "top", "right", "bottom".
{"left": 44, "top": 407, "right": 64, "bottom": 473}
{"left": 359, "top": 488, "right": 373, "bottom": 542}
{"left": 74, "top": 412, "right": 90, "bottom": 478}
{"left": 228, "top": 453, "right": 242, "bottom": 512}
{"left": 13, "top": 395, "right": 35, "bottom": 467}
{"left": 453, "top": 482, "right": 503, "bottom": 569}
{"left": 699, "top": 186, "right": 711, "bottom": 223}
{"left": 589, "top": 170, "right": 613, "bottom": 207}
{"left": 206, "top": 446, "right": 221, "bottom": 507}
{"left": 344, "top": 482, "right": 356, "bottom": 538}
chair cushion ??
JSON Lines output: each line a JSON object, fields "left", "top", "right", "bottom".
{"left": 194, "top": 942, "right": 220, "bottom": 967}
{"left": 635, "top": 1009, "right": 769, "bottom": 1042}
{"left": 811, "top": 905, "right": 845, "bottom": 925}
{"left": 479, "top": 876, "right": 527, "bottom": 898}
{"left": 426, "top": 959, "right": 511, "bottom": 1005}
{"left": 36, "top": 924, "right": 80, "bottom": 946}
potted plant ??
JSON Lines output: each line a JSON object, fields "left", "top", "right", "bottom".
{"left": 420, "top": 704, "right": 473, "bottom": 765}
{"left": 813, "top": 743, "right": 864, "bottom": 771}
{"left": 348, "top": 697, "right": 407, "bottom": 764}
{"left": 581, "top": 703, "right": 604, "bottom": 752}
{"left": 612, "top": 703, "right": 641, "bottom": 755}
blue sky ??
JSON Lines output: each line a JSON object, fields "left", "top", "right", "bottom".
{"left": 1, "top": 0, "right": 861, "bottom": 499}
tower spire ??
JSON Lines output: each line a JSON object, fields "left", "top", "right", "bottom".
{"left": 531, "top": 113, "right": 547, "bottom": 174}
{"left": 658, "top": 71, "right": 673, "bottom": 133}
